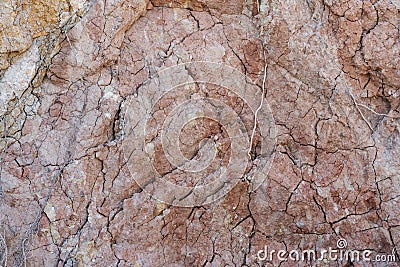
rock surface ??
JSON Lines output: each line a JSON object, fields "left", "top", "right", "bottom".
{"left": 0, "top": 0, "right": 399, "bottom": 266}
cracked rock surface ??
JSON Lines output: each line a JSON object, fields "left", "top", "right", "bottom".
{"left": 0, "top": 0, "right": 399, "bottom": 266}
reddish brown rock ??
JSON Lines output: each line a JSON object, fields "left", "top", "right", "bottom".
{"left": 0, "top": 0, "right": 399, "bottom": 266}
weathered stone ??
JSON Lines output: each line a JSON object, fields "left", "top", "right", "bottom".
{"left": 0, "top": 0, "right": 399, "bottom": 266}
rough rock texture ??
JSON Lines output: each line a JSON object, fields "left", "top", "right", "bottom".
{"left": 0, "top": 0, "right": 399, "bottom": 266}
